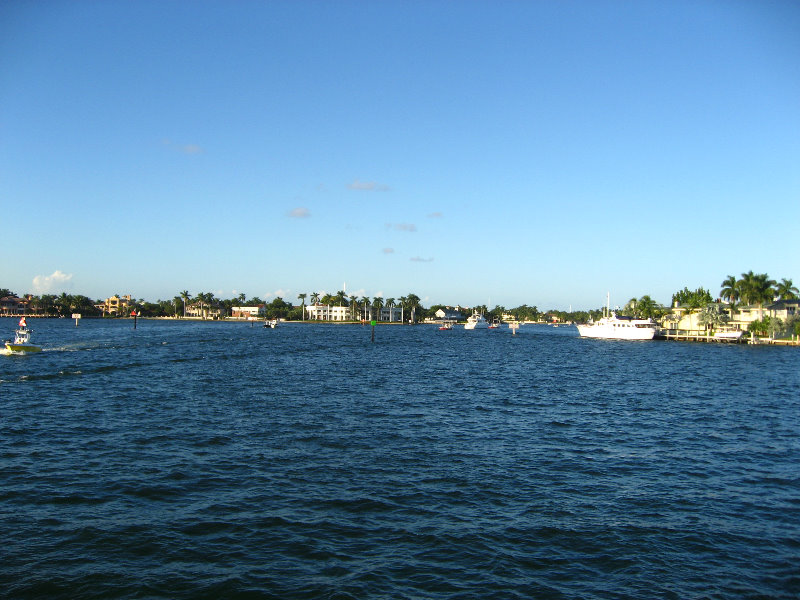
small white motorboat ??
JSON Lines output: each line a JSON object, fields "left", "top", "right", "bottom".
{"left": 4, "top": 317, "right": 42, "bottom": 353}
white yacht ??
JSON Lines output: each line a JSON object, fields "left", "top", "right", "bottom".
{"left": 464, "top": 312, "right": 489, "bottom": 330}
{"left": 577, "top": 295, "right": 657, "bottom": 340}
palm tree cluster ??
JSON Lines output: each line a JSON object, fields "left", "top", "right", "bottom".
{"left": 720, "top": 272, "right": 797, "bottom": 316}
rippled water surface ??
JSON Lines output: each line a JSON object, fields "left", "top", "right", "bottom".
{"left": 2, "top": 318, "right": 799, "bottom": 599}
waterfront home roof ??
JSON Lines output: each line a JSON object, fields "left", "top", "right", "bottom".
{"left": 767, "top": 299, "right": 800, "bottom": 310}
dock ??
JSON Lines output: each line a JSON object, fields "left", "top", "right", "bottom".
{"left": 657, "top": 330, "right": 800, "bottom": 346}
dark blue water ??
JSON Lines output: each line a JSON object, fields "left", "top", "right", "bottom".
{"left": 2, "top": 318, "right": 799, "bottom": 599}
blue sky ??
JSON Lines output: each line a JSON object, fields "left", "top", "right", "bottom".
{"left": 2, "top": 1, "right": 798, "bottom": 310}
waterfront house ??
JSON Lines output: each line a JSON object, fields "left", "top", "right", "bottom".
{"left": 305, "top": 304, "right": 350, "bottom": 321}
{"left": 0, "top": 295, "right": 28, "bottom": 316}
{"left": 767, "top": 299, "right": 800, "bottom": 322}
{"left": 186, "top": 302, "right": 221, "bottom": 319}
{"left": 96, "top": 295, "right": 132, "bottom": 316}
{"left": 305, "top": 304, "right": 402, "bottom": 322}
{"left": 435, "top": 308, "right": 463, "bottom": 321}
{"left": 231, "top": 306, "right": 265, "bottom": 319}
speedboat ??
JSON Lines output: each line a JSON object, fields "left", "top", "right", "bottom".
{"left": 464, "top": 312, "right": 488, "bottom": 330}
{"left": 4, "top": 317, "right": 42, "bottom": 353}
{"left": 264, "top": 319, "right": 278, "bottom": 329}
{"left": 488, "top": 319, "right": 500, "bottom": 329}
{"left": 438, "top": 321, "right": 453, "bottom": 330}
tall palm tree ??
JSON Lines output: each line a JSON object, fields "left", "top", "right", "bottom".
{"left": 238, "top": 292, "right": 246, "bottom": 305}
{"left": 636, "top": 295, "right": 659, "bottom": 320}
{"left": 720, "top": 275, "right": 739, "bottom": 319}
{"left": 310, "top": 292, "right": 320, "bottom": 305}
{"left": 775, "top": 278, "right": 799, "bottom": 300}
{"left": 298, "top": 293, "right": 307, "bottom": 320}
{"left": 372, "top": 296, "right": 384, "bottom": 321}
{"left": 738, "top": 271, "right": 776, "bottom": 319}
{"left": 407, "top": 294, "right": 422, "bottom": 322}
{"left": 180, "top": 290, "right": 190, "bottom": 318}
{"left": 360, "top": 296, "right": 370, "bottom": 320}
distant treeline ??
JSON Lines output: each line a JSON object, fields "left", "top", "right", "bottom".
{"left": 1, "top": 271, "right": 795, "bottom": 322}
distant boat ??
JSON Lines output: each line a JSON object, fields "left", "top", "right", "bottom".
{"left": 264, "top": 319, "right": 278, "bottom": 329}
{"left": 488, "top": 319, "right": 500, "bottom": 329}
{"left": 4, "top": 317, "right": 42, "bottom": 353}
{"left": 577, "top": 294, "right": 656, "bottom": 340}
{"left": 438, "top": 321, "right": 453, "bottom": 330}
{"left": 464, "top": 312, "right": 488, "bottom": 330}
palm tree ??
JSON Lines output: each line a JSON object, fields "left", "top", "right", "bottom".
{"left": 238, "top": 292, "right": 246, "bottom": 305}
{"left": 360, "top": 296, "right": 370, "bottom": 321}
{"left": 775, "top": 278, "right": 799, "bottom": 300}
{"left": 738, "top": 271, "right": 776, "bottom": 320}
{"left": 720, "top": 274, "right": 739, "bottom": 319}
{"left": 636, "top": 295, "right": 660, "bottom": 320}
{"left": 180, "top": 290, "right": 190, "bottom": 318}
{"left": 298, "top": 293, "right": 307, "bottom": 320}
{"left": 402, "top": 294, "right": 421, "bottom": 323}
{"left": 372, "top": 296, "right": 384, "bottom": 321}
{"left": 310, "top": 292, "right": 320, "bottom": 305}
{"left": 334, "top": 290, "right": 348, "bottom": 306}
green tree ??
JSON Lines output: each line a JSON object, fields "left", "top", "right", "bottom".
{"left": 697, "top": 303, "right": 729, "bottom": 331}
{"left": 775, "top": 278, "right": 798, "bottom": 300}
{"left": 180, "top": 290, "right": 190, "bottom": 318}
{"left": 738, "top": 271, "right": 775, "bottom": 319}
{"left": 672, "top": 287, "right": 713, "bottom": 309}
{"left": 297, "top": 293, "right": 307, "bottom": 320}
{"left": 720, "top": 275, "right": 739, "bottom": 306}
{"left": 360, "top": 296, "right": 370, "bottom": 320}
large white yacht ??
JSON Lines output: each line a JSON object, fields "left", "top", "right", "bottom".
{"left": 577, "top": 295, "right": 657, "bottom": 340}
{"left": 464, "top": 312, "right": 489, "bottom": 330}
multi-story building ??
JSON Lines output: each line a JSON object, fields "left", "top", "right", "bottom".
{"left": 0, "top": 295, "right": 28, "bottom": 315}
{"left": 231, "top": 306, "right": 266, "bottom": 319}
{"left": 96, "top": 295, "right": 132, "bottom": 315}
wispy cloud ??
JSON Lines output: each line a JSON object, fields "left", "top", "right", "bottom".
{"left": 181, "top": 144, "right": 203, "bottom": 154}
{"left": 288, "top": 207, "right": 311, "bottom": 218}
{"left": 427, "top": 211, "right": 443, "bottom": 218}
{"left": 32, "top": 270, "right": 73, "bottom": 294}
{"left": 410, "top": 256, "right": 434, "bottom": 263}
{"left": 264, "top": 289, "right": 291, "bottom": 299}
{"left": 348, "top": 179, "right": 390, "bottom": 191}
{"left": 162, "top": 139, "right": 204, "bottom": 154}
{"left": 387, "top": 223, "right": 417, "bottom": 232}
{"left": 382, "top": 247, "right": 395, "bottom": 254}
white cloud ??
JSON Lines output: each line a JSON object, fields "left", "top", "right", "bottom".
{"left": 288, "top": 207, "right": 311, "bottom": 218}
{"left": 348, "top": 179, "right": 389, "bottom": 191}
{"left": 32, "top": 270, "right": 74, "bottom": 294}
{"left": 387, "top": 223, "right": 417, "bottom": 232}
{"left": 162, "top": 139, "right": 204, "bottom": 154}
{"left": 264, "top": 289, "right": 291, "bottom": 299}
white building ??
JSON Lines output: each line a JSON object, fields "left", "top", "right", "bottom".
{"left": 306, "top": 304, "right": 351, "bottom": 321}
{"left": 231, "top": 306, "right": 265, "bottom": 319}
